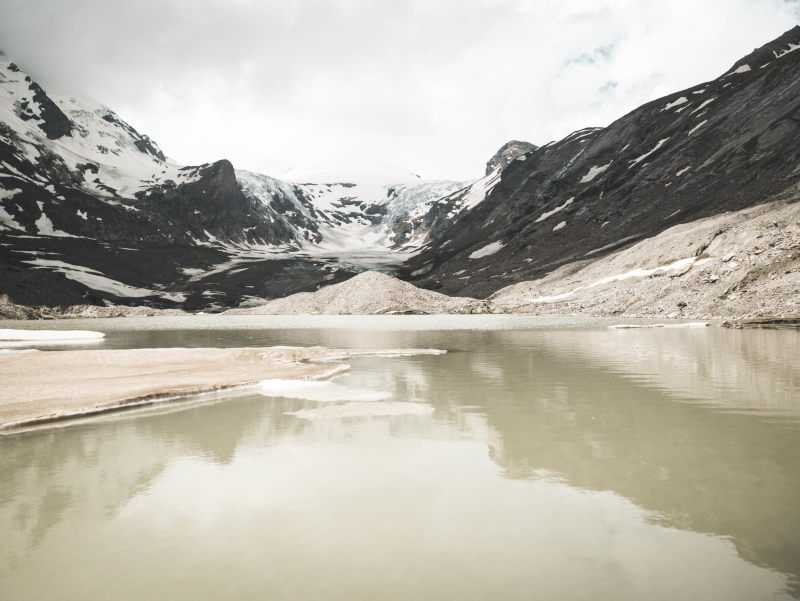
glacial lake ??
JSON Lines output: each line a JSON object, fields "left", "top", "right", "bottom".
{"left": 1, "top": 315, "right": 799, "bottom": 600}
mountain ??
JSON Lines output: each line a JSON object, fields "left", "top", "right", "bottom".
{"left": 403, "top": 26, "right": 800, "bottom": 300}
{"left": 0, "top": 54, "right": 468, "bottom": 310}
{"left": 2, "top": 26, "right": 800, "bottom": 317}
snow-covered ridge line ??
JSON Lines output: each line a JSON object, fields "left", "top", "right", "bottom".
{"left": 236, "top": 167, "right": 469, "bottom": 253}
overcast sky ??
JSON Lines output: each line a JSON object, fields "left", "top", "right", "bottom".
{"left": 1, "top": 0, "right": 798, "bottom": 180}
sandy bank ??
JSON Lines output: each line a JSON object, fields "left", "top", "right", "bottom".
{"left": 0, "top": 346, "right": 444, "bottom": 432}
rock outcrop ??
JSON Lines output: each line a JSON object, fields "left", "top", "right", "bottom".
{"left": 485, "top": 140, "right": 538, "bottom": 175}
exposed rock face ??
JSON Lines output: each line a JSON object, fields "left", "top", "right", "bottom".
{"left": 405, "top": 26, "right": 800, "bottom": 300}
{"left": 225, "top": 271, "right": 495, "bottom": 315}
{"left": 485, "top": 140, "right": 538, "bottom": 175}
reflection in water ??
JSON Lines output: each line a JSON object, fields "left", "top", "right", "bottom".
{"left": 1, "top": 319, "right": 798, "bottom": 600}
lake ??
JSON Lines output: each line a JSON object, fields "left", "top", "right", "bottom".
{"left": 1, "top": 315, "right": 799, "bottom": 600}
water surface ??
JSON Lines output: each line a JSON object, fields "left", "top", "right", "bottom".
{"left": 1, "top": 316, "right": 799, "bottom": 600}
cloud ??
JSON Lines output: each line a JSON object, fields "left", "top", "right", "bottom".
{"left": 0, "top": 0, "right": 798, "bottom": 180}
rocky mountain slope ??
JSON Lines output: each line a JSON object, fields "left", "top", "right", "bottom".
{"left": 404, "top": 26, "right": 800, "bottom": 301}
{"left": 0, "top": 54, "right": 473, "bottom": 310}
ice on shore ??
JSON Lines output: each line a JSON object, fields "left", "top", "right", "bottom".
{"left": 609, "top": 322, "right": 709, "bottom": 329}
{"left": 0, "top": 329, "right": 105, "bottom": 341}
{"left": 259, "top": 379, "right": 391, "bottom": 402}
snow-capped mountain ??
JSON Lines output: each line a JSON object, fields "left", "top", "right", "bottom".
{"left": 3, "top": 26, "right": 800, "bottom": 312}
{"left": 0, "top": 53, "right": 476, "bottom": 308}
{"left": 238, "top": 168, "right": 468, "bottom": 253}
{"left": 404, "top": 26, "right": 800, "bottom": 298}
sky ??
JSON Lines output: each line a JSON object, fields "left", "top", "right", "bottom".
{"left": 0, "top": 0, "right": 799, "bottom": 181}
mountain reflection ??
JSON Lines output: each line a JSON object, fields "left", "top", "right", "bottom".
{"left": 1, "top": 322, "right": 798, "bottom": 599}
{"left": 417, "top": 328, "right": 800, "bottom": 594}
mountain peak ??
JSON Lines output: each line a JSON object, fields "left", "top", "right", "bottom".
{"left": 486, "top": 140, "right": 538, "bottom": 175}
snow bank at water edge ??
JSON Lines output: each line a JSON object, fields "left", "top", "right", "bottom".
{"left": 0, "top": 329, "right": 105, "bottom": 341}
{"left": 608, "top": 323, "right": 710, "bottom": 329}
{"left": 259, "top": 379, "right": 392, "bottom": 402}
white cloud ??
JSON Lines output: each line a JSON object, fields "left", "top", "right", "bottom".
{"left": 0, "top": 0, "right": 798, "bottom": 180}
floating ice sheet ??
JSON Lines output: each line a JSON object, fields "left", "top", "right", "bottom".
{"left": 259, "top": 378, "right": 391, "bottom": 402}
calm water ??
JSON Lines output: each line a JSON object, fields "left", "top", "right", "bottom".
{"left": 1, "top": 315, "right": 799, "bottom": 600}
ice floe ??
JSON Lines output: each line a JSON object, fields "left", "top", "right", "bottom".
{"left": 259, "top": 379, "right": 391, "bottom": 402}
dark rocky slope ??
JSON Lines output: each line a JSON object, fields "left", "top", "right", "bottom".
{"left": 403, "top": 26, "right": 800, "bottom": 299}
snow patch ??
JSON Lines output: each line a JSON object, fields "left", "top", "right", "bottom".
{"left": 460, "top": 168, "right": 502, "bottom": 211}
{"left": 690, "top": 98, "right": 716, "bottom": 115}
{"left": 662, "top": 96, "right": 688, "bottom": 110}
{"left": 0, "top": 329, "right": 105, "bottom": 341}
{"left": 0, "top": 205, "right": 22, "bottom": 231}
{"left": 34, "top": 211, "right": 75, "bottom": 237}
{"left": 553, "top": 221, "right": 566, "bottom": 232}
{"left": 23, "top": 258, "right": 158, "bottom": 298}
{"left": 0, "top": 187, "right": 21, "bottom": 200}
{"left": 588, "top": 257, "right": 696, "bottom": 288}
{"left": 535, "top": 197, "right": 574, "bottom": 223}
{"left": 580, "top": 163, "right": 612, "bottom": 183}
{"left": 774, "top": 43, "right": 800, "bottom": 59}
{"left": 728, "top": 64, "right": 751, "bottom": 75}
{"left": 469, "top": 241, "right": 504, "bottom": 259}
{"left": 608, "top": 322, "right": 709, "bottom": 329}
{"left": 688, "top": 120, "right": 708, "bottom": 136}
{"left": 525, "top": 257, "right": 698, "bottom": 304}
{"left": 629, "top": 138, "right": 669, "bottom": 168}
{"left": 676, "top": 166, "right": 691, "bottom": 177}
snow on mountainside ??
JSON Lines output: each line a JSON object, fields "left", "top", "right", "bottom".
{"left": 237, "top": 166, "right": 468, "bottom": 253}
{"left": 1, "top": 54, "right": 183, "bottom": 202}
{"left": 0, "top": 53, "right": 482, "bottom": 309}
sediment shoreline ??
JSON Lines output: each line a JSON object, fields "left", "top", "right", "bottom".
{"left": 0, "top": 346, "right": 445, "bottom": 433}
